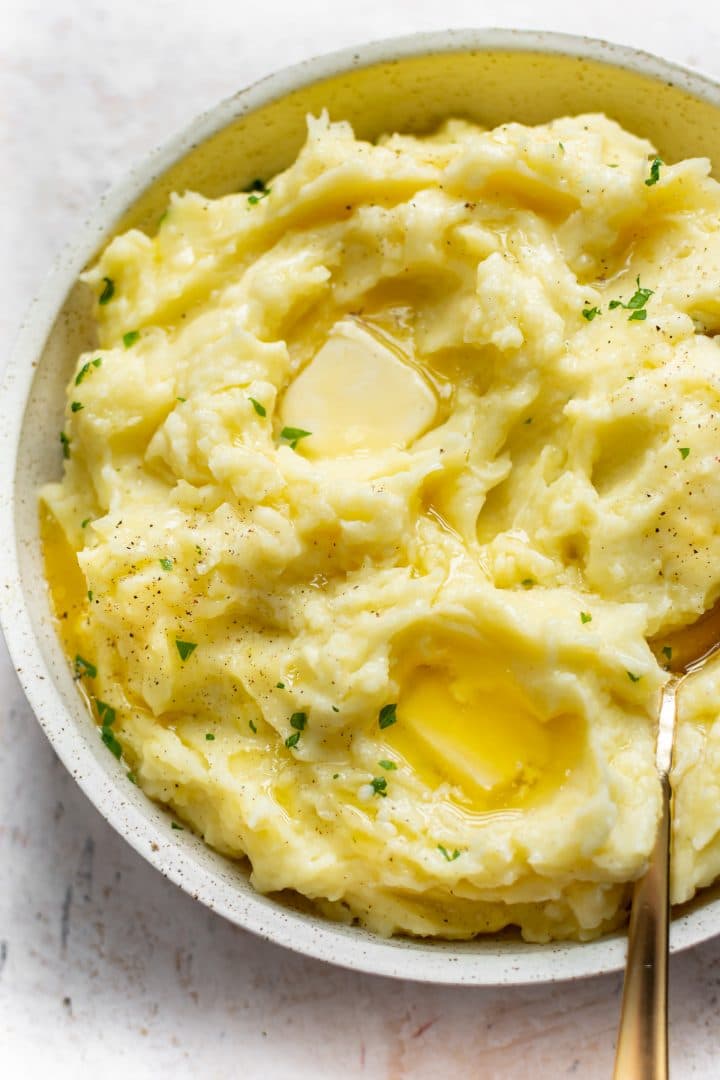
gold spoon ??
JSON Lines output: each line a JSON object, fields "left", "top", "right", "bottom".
{"left": 613, "top": 601, "right": 720, "bottom": 1079}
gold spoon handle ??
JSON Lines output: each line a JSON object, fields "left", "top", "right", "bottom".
{"left": 613, "top": 771, "right": 671, "bottom": 1080}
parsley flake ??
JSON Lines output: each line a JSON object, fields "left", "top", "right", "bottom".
{"left": 60, "top": 431, "right": 71, "bottom": 459}
{"left": 582, "top": 306, "right": 601, "bottom": 321}
{"left": 171, "top": 821, "right": 184, "bottom": 831}
{"left": 87, "top": 590, "right": 93, "bottom": 602}
{"left": 92, "top": 357, "right": 102, "bottom": 368}
{"left": 280, "top": 426, "right": 311, "bottom": 450}
{"left": 438, "top": 845, "right": 461, "bottom": 862}
{"left": 580, "top": 612, "right": 592, "bottom": 624}
{"left": 159, "top": 557, "right": 173, "bottom": 571}
{"left": 276, "top": 681, "right": 285, "bottom": 689}
{"left": 175, "top": 639, "right": 197, "bottom": 661}
{"left": 609, "top": 277, "right": 653, "bottom": 321}
{"left": 332, "top": 705, "right": 340, "bottom": 713}
{"left": 662, "top": 645, "right": 673, "bottom": 661}
{"left": 101, "top": 727, "right": 122, "bottom": 758}
{"left": 249, "top": 719, "right": 257, "bottom": 733}
{"left": 285, "top": 731, "right": 301, "bottom": 749}
{"left": 247, "top": 180, "right": 271, "bottom": 205}
{"left": 378, "top": 703, "right": 397, "bottom": 729}
{"left": 75, "top": 654, "right": 97, "bottom": 679}
{"left": 123, "top": 330, "right": 140, "bottom": 348}
{"left": 627, "top": 671, "right": 641, "bottom": 683}
{"left": 290, "top": 711, "right": 307, "bottom": 731}
{"left": 127, "top": 771, "right": 137, "bottom": 784}
{"left": 75, "top": 362, "right": 91, "bottom": 385}
{"left": 645, "top": 158, "right": 663, "bottom": 186}
{"left": 521, "top": 578, "right": 535, "bottom": 589}
{"left": 249, "top": 397, "right": 266, "bottom": 417}
{"left": 205, "top": 733, "right": 215, "bottom": 741}
{"left": 95, "top": 699, "right": 116, "bottom": 726}
{"left": 370, "top": 776, "right": 387, "bottom": 797}
{"left": 679, "top": 447, "right": 690, "bottom": 459}
{"left": 378, "top": 759, "right": 397, "bottom": 771}
{"left": 99, "top": 277, "right": 115, "bottom": 305}
{"left": 71, "top": 401, "right": 83, "bottom": 412}
{"left": 81, "top": 518, "right": 90, "bottom": 528}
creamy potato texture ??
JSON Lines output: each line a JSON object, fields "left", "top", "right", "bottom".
{"left": 42, "top": 113, "right": 720, "bottom": 941}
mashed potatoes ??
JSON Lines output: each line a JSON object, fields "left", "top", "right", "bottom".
{"left": 41, "top": 112, "right": 720, "bottom": 942}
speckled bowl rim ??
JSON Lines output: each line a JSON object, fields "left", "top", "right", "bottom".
{"left": 3, "top": 28, "right": 720, "bottom": 986}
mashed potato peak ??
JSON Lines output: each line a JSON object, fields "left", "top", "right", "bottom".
{"left": 42, "top": 112, "right": 720, "bottom": 942}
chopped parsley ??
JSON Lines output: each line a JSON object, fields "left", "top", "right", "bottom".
{"left": 370, "top": 776, "right": 387, "bottom": 797}
{"left": 582, "top": 305, "right": 601, "bottom": 321}
{"left": 438, "top": 845, "right": 461, "bottom": 862}
{"left": 280, "top": 426, "right": 311, "bottom": 450}
{"left": 101, "top": 728, "right": 122, "bottom": 758}
{"left": 249, "top": 719, "right": 257, "bottom": 733}
{"left": 558, "top": 142, "right": 565, "bottom": 154}
{"left": 158, "top": 209, "right": 169, "bottom": 227}
{"left": 276, "top": 681, "right": 285, "bottom": 689}
{"left": 87, "top": 590, "right": 93, "bottom": 602}
{"left": 524, "top": 417, "right": 533, "bottom": 425}
{"left": 123, "top": 330, "right": 140, "bottom": 348}
{"left": 645, "top": 158, "right": 663, "bottom": 187}
{"left": 171, "top": 821, "right": 184, "bottom": 831}
{"left": 95, "top": 700, "right": 116, "bottom": 726}
{"left": 662, "top": 645, "right": 673, "bottom": 661}
{"left": 205, "top": 733, "right": 215, "bottom": 741}
{"left": 249, "top": 397, "right": 266, "bottom": 417}
{"left": 176, "top": 396, "right": 186, "bottom": 403}
{"left": 247, "top": 179, "right": 271, "bottom": 205}
{"left": 521, "top": 578, "right": 535, "bottom": 588}
{"left": 332, "top": 705, "right": 340, "bottom": 713}
{"left": 127, "top": 771, "right": 137, "bottom": 784}
{"left": 679, "top": 447, "right": 690, "bottom": 459}
{"left": 290, "top": 711, "right": 307, "bottom": 731}
{"left": 75, "top": 654, "right": 97, "bottom": 679}
{"left": 627, "top": 671, "right": 642, "bottom": 683}
{"left": 580, "top": 612, "right": 592, "bottom": 624}
{"left": 378, "top": 703, "right": 397, "bottom": 729}
{"left": 75, "top": 358, "right": 102, "bottom": 385}
{"left": 159, "top": 557, "right": 173, "bottom": 571}
{"left": 378, "top": 759, "right": 397, "bottom": 771}
{"left": 98, "top": 277, "right": 115, "bottom": 305}
{"left": 609, "top": 277, "right": 654, "bottom": 321}
{"left": 96, "top": 697, "right": 120, "bottom": 758}
{"left": 81, "top": 518, "right": 90, "bottom": 528}
{"left": 60, "top": 431, "right": 71, "bottom": 459}
{"left": 71, "top": 401, "right": 83, "bottom": 412}
{"left": 285, "top": 731, "right": 301, "bottom": 749}
{"left": 175, "top": 639, "right": 197, "bottom": 661}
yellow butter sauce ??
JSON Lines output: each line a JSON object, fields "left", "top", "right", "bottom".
{"left": 40, "top": 507, "right": 91, "bottom": 667}
{"left": 385, "top": 650, "right": 586, "bottom": 816}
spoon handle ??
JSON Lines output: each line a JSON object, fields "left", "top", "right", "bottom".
{"left": 613, "top": 771, "right": 671, "bottom": 1080}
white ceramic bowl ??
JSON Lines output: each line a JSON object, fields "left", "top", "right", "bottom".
{"left": 4, "top": 28, "right": 720, "bottom": 986}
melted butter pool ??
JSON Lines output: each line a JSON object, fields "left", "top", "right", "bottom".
{"left": 386, "top": 655, "right": 585, "bottom": 815}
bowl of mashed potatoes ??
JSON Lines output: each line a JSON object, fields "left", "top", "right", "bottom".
{"left": 5, "top": 29, "right": 720, "bottom": 984}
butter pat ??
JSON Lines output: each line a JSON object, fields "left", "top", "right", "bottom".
{"left": 281, "top": 319, "right": 436, "bottom": 456}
